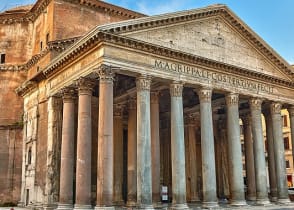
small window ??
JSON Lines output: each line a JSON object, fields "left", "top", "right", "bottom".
{"left": 46, "top": 33, "right": 50, "bottom": 44}
{"left": 40, "top": 41, "right": 43, "bottom": 51}
{"left": 284, "top": 137, "right": 290, "bottom": 150}
{"left": 286, "top": 160, "right": 290, "bottom": 169}
{"left": 0, "top": 53, "right": 5, "bottom": 64}
{"left": 28, "top": 148, "right": 32, "bottom": 165}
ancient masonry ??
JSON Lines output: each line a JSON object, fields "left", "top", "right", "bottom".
{"left": 0, "top": 0, "right": 294, "bottom": 209}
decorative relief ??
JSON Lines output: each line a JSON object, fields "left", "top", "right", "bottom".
{"left": 75, "top": 77, "right": 96, "bottom": 94}
{"left": 197, "top": 87, "right": 212, "bottom": 102}
{"left": 128, "top": 97, "right": 137, "bottom": 110}
{"left": 96, "top": 64, "right": 115, "bottom": 82}
{"left": 114, "top": 104, "right": 124, "bottom": 117}
{"left": 270, "top": 102, "right": 282, "bottom": 115}
{"left": 150, "top": 91, "right": 160, "bottom": 104}
{"left": 136, "top": 75, "right": 151, "bottom": 91}
{"left": 225, "top": 93, "right": 239, "bottom": 106}
{"left": 249, "top": 98, "right": 262, "bottom": 111}
{"left": 170, "top": 82, "right": 183, "bottom": 97}
{"left": 61, "top": 87, "right": 76, "bottom": 102}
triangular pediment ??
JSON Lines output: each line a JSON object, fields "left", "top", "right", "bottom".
{"left": 98, "top": 5, "right": 293, "bottom": 81}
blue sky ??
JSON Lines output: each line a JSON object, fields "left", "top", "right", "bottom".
{"left": 1, "top": 0, "right": 293, "bottom": 64}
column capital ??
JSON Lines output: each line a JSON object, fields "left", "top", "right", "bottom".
{"left": 150, "top": 91, "right": 160, "bottom": 104}
{"left": 288, "top": 106, "right": 294, "bottom": 116}
{"left": 249, "top": 98, "right": 262, "bottom": 111}
{"left": 241, "top": 114, "right": 251, "bottom": 126}
{"left": 170, "top": 81, "right": 183, "bottom": 97}
{"left": 61, "top": 87, "right": 76, "bottom": 102}
{"left": 76, "top": 77, "right": 96, "bottom": 95}
{"left": 270, "top": 102, "right": 282, "bottom": 115}
{"left": 136, "top": 75, "right": 151, "bottom": 91}
{"left": 185, "top": 114, "right": 197, "bottom": 126}
{"left": 114, "top": 104, "right": 124, "bottom": 117}
{"left": 197, "top": 87, "right": 212, "bottom": 103}
{"left": 225, "top": 93, "right": 239, "bottom": 106}
{"left": 96, "top": 64, "right": 115, "bottom": 82}
{"left": 128, "top": 97, "right": 137, "bottom": 110}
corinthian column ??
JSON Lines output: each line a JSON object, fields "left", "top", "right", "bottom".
{"left": 136, "top": 75, "right": 153, "bottom": 209}
{"left": 151, "top": 91, "right": 161, "bottom": 205}
{"left": 95, "top": 65, "right": 115, "bottom": 209}
{"left": 197, "top": 87, "right": 218, "bottom": 208}
{"left": 170, "top": 82, "right": 188, "bottom": 209}
{"left": 75, "top": 77, "right": 96, "bottom": 210}
{"left": 58, "top": 88, "right": 76, "bottom": 210}
{"left": 288, "top": 106, "right": 294, "bottom": 174}
{"left": 127, "top": 98, "right": 137, "bottom": 207}
{"left": 113, "top": 104, "right": 124, "bottom": 205}
{"left": 249, "top": 98, "right": 270, "bottom": 205}
{"left": 241, "top": 114, "right": 256, "bottom": 202}
{"left": 263, "top": 107, "right": 277, "bottom": 201}
{"left": 270, "top": 102, "right": 290, "bottom": 203}
{"left": 225, "top": 93, "right": 246, "bottom": 206}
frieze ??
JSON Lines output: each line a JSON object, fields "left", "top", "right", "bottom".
{"left": 154, "top": 59, "right": 274, "bottom": 94}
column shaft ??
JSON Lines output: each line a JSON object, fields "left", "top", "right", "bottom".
{"left": 242, "top": 115, "right": 256, "bottom": 201}
{"left": 249, "top": 98, "right": 270, "bottom": 205}
{"left": 270, "top": 103, "right": 289, "bottom": 203}
{"left": 225, "top": 93, "right": 246, "bottom": 205}
{"left": 170, "top": 82, "right": 188, "bottom": 209}
{"left": 75, "top": 78, "right": 95, "bottom": 209}
{"left": 136, "top": 75, "right": 153, "bottom": 209}
{"left": 58, "top": 88, "right": 75, "bottom": 209}
{"left": 187, "top": 117, "right": 199, "bottom": 202}
{"left": 96, "top": 66, "right": 114, "bottom": 208}
{"left": 198, "top": 88, "right": 218, "bottom": 208}
{"left": 113, "top": 104, "right": 124, "bottom": 205}
{"left": 263, "top": 109, "right": 278, "bottom": 201}
{"left": 127, "top": 98, "right": 137, "bottom": 206}
{"left": 151, "top": 92, "right": 161, "bottom": 204}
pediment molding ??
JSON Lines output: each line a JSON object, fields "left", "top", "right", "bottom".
{"left": 98, "top": 4, "right": 293, "bottom": 80}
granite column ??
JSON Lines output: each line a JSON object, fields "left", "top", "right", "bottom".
{"left": 197, "top": 88, "right": 218, "bottom": 208}
{"left": 170, "top": 82, "right": 188, "bottom": 209}
{"left": 249, "top": 98, "right": 270, "bottom": 205}
{"left": 75, "top": 78, "right": 95, "bottom": 210}
{"left": 270, "top": 102, "right": 290, "bottom": 203}
{"left": 95, "top": 66, "right": 115, "bottom": 209}
{"left": 136, "top": 75, "right": 153, "bottom": 209}
{"left": 225, "top": 93, "right": 246, "bottom": 206}
{"left": 58, "top": 88, "right": 76, "bottom": 210}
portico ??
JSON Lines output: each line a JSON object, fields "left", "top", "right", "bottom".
{"left": 17, "top": 4, "right": 294, "bottom": 210}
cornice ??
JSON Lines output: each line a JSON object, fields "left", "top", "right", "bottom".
{"left": 0, "top": 0, "right": 144, "bottom": 25}
{"left": 15, "top": 80, "right": 37, "bottom": 97}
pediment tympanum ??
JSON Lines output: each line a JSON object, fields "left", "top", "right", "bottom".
{"left": 124, "top": 17, "right": 290, "bottom": 80}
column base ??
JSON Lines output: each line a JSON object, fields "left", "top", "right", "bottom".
{"left": 230, "top": 200, "right": 247, "bottom": 206}
{"left": 114, "top": 200, "right": 125, "bottom": 206}
{"left": 94, "top": 206, "right": 115, "bottom": 210}
{"left": 277, "top": 198, "right": 291, "bottom": 204}
{"left": 246, "top": 196, "right": 256, "bottom": 202}
{"left": 152, "top": 202, "right": 162, "bottom": 208}
{"left": 170, "top": 203, "right": 189, "bottom": 209}
{"left": 270, "top": 196, "right": 278, "bottom": 202}
{"left": 43, "top": 203, "right": 57, "bottom": 210}
{"left": 202, "top": 201, "right": 218, "bottom": 209}
{"left": 57, "top": 203, "right": 74, "bottom": 210}
{"left": 136, "top": 204, "right": 154, "bottom": 209}
{"left": 255, "top": 198, "right": 271, "bottom": 206}
{"left": 126, "top": 200, "right": 137, "bottom": 207}
{"left": 74, "top": 204, "right": 93, "bottom": 210}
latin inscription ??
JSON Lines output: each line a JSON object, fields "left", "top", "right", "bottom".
{"left": 154, "top": 59, "right": 274, "bottom": 94}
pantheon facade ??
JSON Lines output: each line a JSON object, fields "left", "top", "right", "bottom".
{"left": 0, "top": 0, "right": 294, "bottom": 209}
